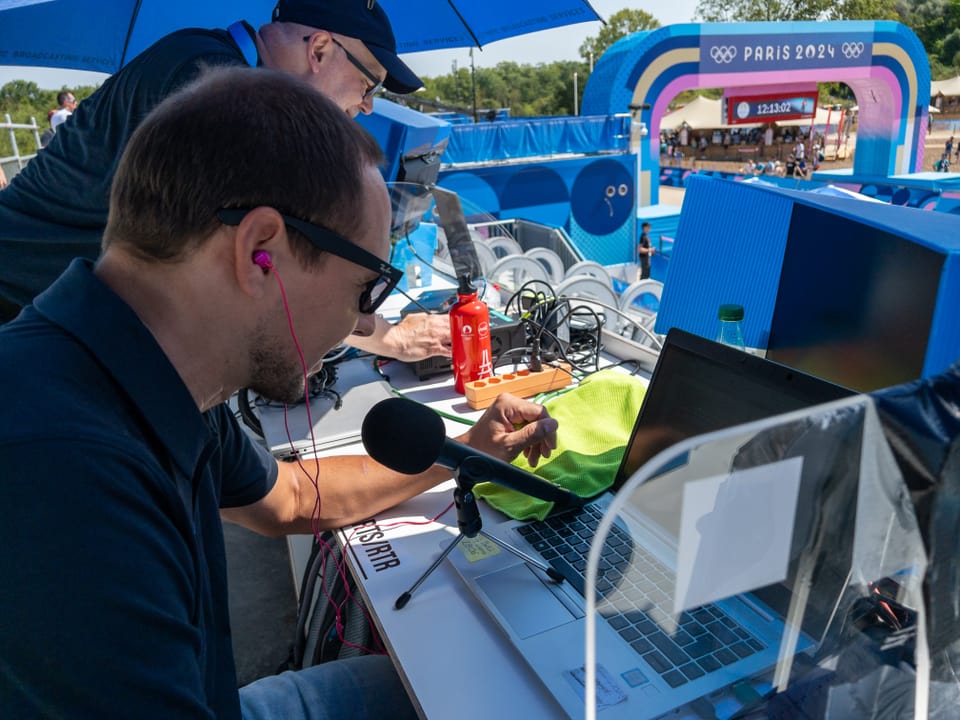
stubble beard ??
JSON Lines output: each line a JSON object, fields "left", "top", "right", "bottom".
{"left": 247, "top": 331, "right": 307, "bottom": 405}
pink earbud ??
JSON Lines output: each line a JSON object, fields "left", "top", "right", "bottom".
{"left": 252, "top": 250, "right": 272, "bottom": 271}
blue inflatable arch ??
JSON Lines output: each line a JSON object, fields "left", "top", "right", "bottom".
{"left": 581, "top": 21, "right": 930, "bottom": 206}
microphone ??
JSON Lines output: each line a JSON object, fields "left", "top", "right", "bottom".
{"left": 362, "top": 397, "right": 583, "bottom": 510}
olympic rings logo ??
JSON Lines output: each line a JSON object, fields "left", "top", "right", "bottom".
{"left": 841, "top": 42, "right": 864, "bottom": 59}
{"left": 710, "top": 45, "right": 738, "bottom": 64}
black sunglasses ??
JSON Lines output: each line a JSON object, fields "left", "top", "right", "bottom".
{"left": 217, "top": 208, "right": 402, "bottom": 315}
{"left": 303, "top": 34, "right": 383, "bottom": 100}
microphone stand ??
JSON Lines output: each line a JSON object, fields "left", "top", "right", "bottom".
{"left": 394, "top": 457, "right": 567, "bottom": 609}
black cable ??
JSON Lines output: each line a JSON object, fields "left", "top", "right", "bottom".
{"left": 503, "top": 279, "right": 557, "bottom": 319}
{"left": 603, "top": 357, "right": 646, "bottom": 375}
{"left": 491, "top": 346, "right": 532, "bottom": 372}
{"left": 293, "top": 536, "right": 328, "bottom": 668}
{"left": 530, "top": 298, "right": 603, "bottom": 376}
{"left": 237, "top": 387, "right": 264, "bottom": 438}
{"left": 393, "top": 286, "right": 444, "bottom": 314}
{"left": 257, "top": 363, "right": 343, "bottom": 409}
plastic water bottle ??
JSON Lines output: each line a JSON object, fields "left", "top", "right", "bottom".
{"left": 392, "top": 241, "right": 420, "bottom": 291}
{"left": 450, "top": 275, "right": 493, "bottom": 393}
{"left": 716, "top": 304, "right": 746, "bottom": 352}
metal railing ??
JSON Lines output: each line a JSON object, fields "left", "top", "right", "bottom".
{"left": 1, "top": 114, "right": 43, "bottom": 179}
{"left": 469, "top": 217, "right": 584, "bottom": 271}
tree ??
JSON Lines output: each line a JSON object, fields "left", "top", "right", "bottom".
{"left": 0, "top": 82, "right": 98, "bottom": 157}
{"left": 695, "top": 0, "right": 833, "bottom": 22}
{"left": 579, "top": 9, "right": 660, "bottom": 65}
{"left": 828, "top": 0, "right": 902, "bottom": 20}
{"left": 902, "top": 0, "right": 960, "bottom": 71}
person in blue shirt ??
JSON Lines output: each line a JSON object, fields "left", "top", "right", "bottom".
{"left": 0, "top": 66, "right": 559, "bottom": 720}
{"left": 0, "top": 0, "right": 450, "bottom": 363}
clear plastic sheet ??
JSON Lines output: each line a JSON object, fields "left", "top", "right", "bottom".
{"left": 872, "top": 362, "right": 960, "bottom": 718}
{"left": 584, "top": 395, "right": 929, "bottom": 719}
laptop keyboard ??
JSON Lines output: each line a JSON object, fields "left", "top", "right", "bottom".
{"left": 517, "top": 504, "right": 765, "bottom": 688}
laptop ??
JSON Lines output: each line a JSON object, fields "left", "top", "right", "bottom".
{"left": 446, "top": 328, "right": 856, "bottom": 719}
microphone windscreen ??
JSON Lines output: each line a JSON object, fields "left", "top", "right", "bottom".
{"left": 362, "top": 397, "right": 447, "bottom": 474}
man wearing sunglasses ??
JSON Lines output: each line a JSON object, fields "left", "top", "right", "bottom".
{"left": 0, "top": 0, "right": 450, "bottom": 363}
{"left": 0, "top": 67, "right": 557, "bottom": 719}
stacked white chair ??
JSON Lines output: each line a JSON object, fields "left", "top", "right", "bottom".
{"left": 523, "top": 247, "right": 566, "bottom": 284}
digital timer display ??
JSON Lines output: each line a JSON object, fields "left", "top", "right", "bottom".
{"left": 724, "top": 94, "right": 818, "bottom": 125}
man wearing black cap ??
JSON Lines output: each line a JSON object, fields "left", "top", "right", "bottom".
{"left": 0, "top": 0, "right": 449, "bottom": 362}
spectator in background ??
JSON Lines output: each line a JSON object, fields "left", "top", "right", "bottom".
{"left": 39, "top": 110, "right": 57, "bottom": 148}
{"left": 637, "top": 221, "right": 655, "bottom": 280}
{"left": 785, "top": 154, "right": 797, "bottom": 177}
{"left": 50, "top": 91, "right": 77, "bottom": 130}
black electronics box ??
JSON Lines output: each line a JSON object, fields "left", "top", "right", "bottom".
{"left": 399, "top": 289, "right": 458, "bottom": 316}
{"left": 404, "top": 308, "right": 526, "bottom": 381}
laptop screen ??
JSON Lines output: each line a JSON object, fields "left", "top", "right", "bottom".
{"left": 611, "top": 328, "right": 860, "bottom": 643}
{"left": 614, "top": 328, "right": 855, "bottom": 491}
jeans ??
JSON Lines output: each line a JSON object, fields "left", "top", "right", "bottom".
{"left": 239, "top": 656, "right": 419, "bottom": 720}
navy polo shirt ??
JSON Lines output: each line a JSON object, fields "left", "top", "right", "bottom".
{"left": 0, "top": 259, "right": 278, "bottom": 718}
{"left": 0, "top": 25, "right": 250, "bottom": 307}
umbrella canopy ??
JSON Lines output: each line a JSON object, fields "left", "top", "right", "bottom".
{"left": 0, "top": 0, "right": 601, "bottom": 76}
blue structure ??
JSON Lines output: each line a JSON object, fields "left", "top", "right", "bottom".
{"left": 355, "top": 99, "right": 451, "bottom": 184}
{"left": 656, "top": 175, "right": 960, "bottom": 390}
{"left": 435, "top": 115, "right": 639, "bottom": 265}
{"left": 582, "top": 21, "right": 931, "bottom": 207}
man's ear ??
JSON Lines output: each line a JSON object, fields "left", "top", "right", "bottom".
{"left": 304, "top": 30, "right": 332, "bottom": 73}
{"left": 230, "top": 207, "right": 287, "bottom": 298}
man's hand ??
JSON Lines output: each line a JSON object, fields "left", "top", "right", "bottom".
{"left": 456, "top": 393, "right": 558, "bottom": 468}
{"left": 346, "top": 313, "right": 451, "bottom": 362}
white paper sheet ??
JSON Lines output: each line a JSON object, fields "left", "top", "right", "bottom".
{"left": 674, "top": 456, "right": 803, "bottom": 613}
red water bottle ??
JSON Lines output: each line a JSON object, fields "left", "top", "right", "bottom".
{"left": 450, "top": 275, "right": 493, "bottom": 394}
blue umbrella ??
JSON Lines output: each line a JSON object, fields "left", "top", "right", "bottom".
{"left": 0, "top": 0, "right": 601, "bottom": 76}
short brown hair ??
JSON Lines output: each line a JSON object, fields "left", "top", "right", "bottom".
{"left": 104, "top": 65, "right": 384, "bottom": 266}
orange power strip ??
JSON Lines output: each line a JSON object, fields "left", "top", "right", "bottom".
{"left": 464, "top": 363, "right": 573, "bottom": 409}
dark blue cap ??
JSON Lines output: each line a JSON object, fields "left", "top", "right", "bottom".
{"left": 273, "top": 0, "right": 422, "bottom": 95}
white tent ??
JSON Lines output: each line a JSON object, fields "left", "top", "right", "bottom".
{"left": 931, "top": 76, "right": 960, "bottom": 98}
{"left": 662, "top": 96, "right": 843, "bottom": 132}
{"left": 661, "top": 96, "right": 726, "bottom": 130}
{"left": 775, "top": 104, "right": 842, "bottom": 129}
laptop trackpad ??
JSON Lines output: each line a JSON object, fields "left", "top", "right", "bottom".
{"left": 475, "top": 563, "right": 578, "bottom": 639}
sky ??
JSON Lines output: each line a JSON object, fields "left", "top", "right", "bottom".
{"left": 402, "top": 0, "right": 700, "bottom": 77}
{"left": 0, "top": 0, "right": 699, "bottom": 90}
